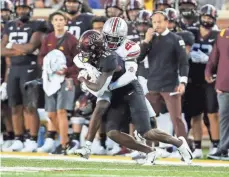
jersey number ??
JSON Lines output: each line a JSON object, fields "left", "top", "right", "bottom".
{"left": 192, "top": 43, "right": 213, "bottom": 55}
{"left": 68, "top": 26, "right": 81, "bottom": 39}
{"left": 9, "top": 32, "right": 29, "bottom": 44}
{"left": 125, "top": 41, "right": 135, "bottom": 50}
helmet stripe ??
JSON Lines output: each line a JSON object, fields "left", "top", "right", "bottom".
{"left": 112, "top": 17, "right": 119, "bottom": 33}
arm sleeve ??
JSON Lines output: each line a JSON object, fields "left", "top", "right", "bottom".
{"left": 137, "top": 41, "right": 151, "bottom": 63}
{"left": 126, "top": 43, "right": 141, "bottom": 61}
{"left": 102, "top": 55, "right": 118, "bottom": 73}
{"left": 175, "top": 36, "right": 189, "bottom": 84}
{"left": 108, "top": 61, "right": 138, "bottom": 90}
{"left": 205, "top": 34, "right": 220, "bottom": 77}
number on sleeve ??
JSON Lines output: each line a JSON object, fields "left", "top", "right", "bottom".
{"left": 125, "top": 41, "right": 135, "bottom": 50}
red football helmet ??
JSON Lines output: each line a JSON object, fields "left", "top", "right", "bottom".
{"left": 79, "top": 30, "right": 105, "bottom": 64}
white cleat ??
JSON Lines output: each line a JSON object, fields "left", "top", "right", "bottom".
{"left": 155, "top": 147, "right": 171, "bottom": 158}
{"left": 37, "top": 138, "right": 56, "bottom": 153}
{"left": 107, "top": 144, "right": 121, "bottom": 155}
{"left": 143, "top": 151, "right": 157, "bottom": 166}
{"left": 208, "top": 147, "right": 218, "bottom": 156}
{"left": 169, "top": 150, "right": 181, "bottom": 158}
{"left": 1, "top": 140, "right": 13, "bottom": 151}
{"left": 177, "top": 137, "right": 193, "bottom": 165}
{"left": 2, "top": 140, "right": 24, "bottom": 152}
{"left": 126, "top": 151, "right": 140, "bottom": 157}
{"left": 125, "top": 151, "right": 146, "bottom": 160}
{"left": 66, "top": 140, "right": 80, "bottom": 155}
{"left": 92, "top": 146, "right": 107, "bottom": 155}
{"left": 192, "top": 149, "right": 203, "bottom": 159}
{"left": 74, "top": 146, "right": 91, "bottom": 159}
{"left": 21, "top": 140, "right": 38, "bottom": 152}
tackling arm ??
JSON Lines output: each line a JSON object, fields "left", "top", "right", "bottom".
{"left": 108, "top": 61, "right": 138, "bottom": 90}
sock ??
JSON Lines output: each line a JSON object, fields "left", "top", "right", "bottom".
{"left": 7, "top": 131, "right": 15, "bottom": 140}
{"left": 99, "top": 133, "right": 107, "bottom": 149}
{"left": 194, "top": 141, "right": 201, "bottom": 149}
{"left": 150, "top": 117, "right": 157, "bottom": 128}
{"left": 24, "top": 129, "right": 30, "bottom": 140}
{"left": 212, "top": 140, "right": 219, "bottom": 148}
{"left": 30, "top": 136, "right": 38, "bottom": 142}
{"left": 72, "top": 132, "right": 80, "bottom": 141}
{"left": 47, "top": 131, "right": 57, "bottom": 140}
{"left": 62, "top": 141, "right": 69, "bottom": 149}
{"left": 15, "top": 135, "right": 24, "bottom": 142}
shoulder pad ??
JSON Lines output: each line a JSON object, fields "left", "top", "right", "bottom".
{"left": 115, "top": 39, "right": 140, "bottom": 60}
{"left": 176, "top": 30, "right": 195, "bottom": 46}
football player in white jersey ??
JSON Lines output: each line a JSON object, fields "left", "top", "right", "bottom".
{"left": 103, "top": 17, "right": 156, "bottom": 118}
{"left": 73, "top": 17, "right": 156, "bottom": 158}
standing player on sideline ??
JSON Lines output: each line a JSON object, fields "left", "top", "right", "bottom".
{"left": 185, "top": 4, "right": 219, "bottom": 158}
{"left": 104, "top": 0, "right": 124, "bottom": 18}
{"left": 164, "top": 8, "right": 181, "bottom": 32}
{"left": 0, "top": 0, "right": 14, "bottom": 150}
{"left": 178, "top": 0, "right": 199, "bottom": 30}
{"left": 125, "top": 0, "right": 142, "bottom": 43}
{"left": 1, "top": 0, "right": 47, "bottom": 152}
{"left": 154, "top": 0, "right": 174, "bottom": 11}
{"left": 61, "top": 0, "right": 94, "bottom": 39}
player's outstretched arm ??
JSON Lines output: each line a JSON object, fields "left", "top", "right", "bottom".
{"left": 11, "top": 31, "right": 44, "bottom": 54}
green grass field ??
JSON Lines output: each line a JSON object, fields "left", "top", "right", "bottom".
{"left": 2, "top": 157, "right": 229, "bottom": 177}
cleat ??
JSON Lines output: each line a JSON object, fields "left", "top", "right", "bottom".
{"left": 177, "top": 137, "right": 193, "bottom": 165}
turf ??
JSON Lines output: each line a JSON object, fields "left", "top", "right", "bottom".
{"left": 2, "top": 158, "right": 229, "bottom": 177}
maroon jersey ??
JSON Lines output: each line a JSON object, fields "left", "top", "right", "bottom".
{"left": 38, "top": 32, "right": 80, "bottom": 85}
{"left": 205, "top": 29, "right": 229, "bottom": 92}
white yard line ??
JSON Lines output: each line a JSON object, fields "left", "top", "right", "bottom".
{"left": 1, "top": 167, "right": 229, "bottom": 173}
{"left": 2, "top": 154, "right": 229, "bottom": 167}
{"left": 0, "top": 172, "right": 181, "bottom": 177}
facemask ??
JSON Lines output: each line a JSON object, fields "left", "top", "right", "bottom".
{"left": 200, "top": 20, "right": 215, "bottom": 29}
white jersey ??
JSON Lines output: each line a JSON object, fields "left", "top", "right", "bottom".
{"left": 115, "top": 38, "right": 141, "bottom": 61}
